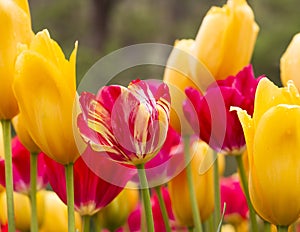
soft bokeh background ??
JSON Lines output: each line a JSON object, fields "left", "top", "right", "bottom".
{"left": 28, "top": 0, "right": 300, "bottom": 86}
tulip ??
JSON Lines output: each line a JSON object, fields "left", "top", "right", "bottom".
{"left": 13, "top": 29, "right": 79, "bottom": 165}
{"left": 39, "top": 191, "right": 82, "bottom": 232}
{"left": 43, "top": 146, "right": 130, "bottom": 216}
{"left": 168, "top": 140, "right": 214, "bottom": 227}
{"left": 0, "top": 136, "right": 48, "bottom": 194}
{"left": 184, "top": 65, "right": 263, "bottom": 154}
{"left": 97, "top": 186, "right": 139, "bottom": 231}
{"left": 163, "top": 40, "right": 212, "bottom": 134}
{"left": 192, "top": 0, "right": 259, "bottom": 81}
{"left": 0, "top": 0, "right": 33, "bottom": 120}
{"left": 0, "top": 190, "right": 45, "bottom": 231}
{"left": 220, "top": 174, "right": 249, "bottom": 224}
{"left": 235, "top": 78, "right": 300, "bottom": 227}
{"left": 78, "top": 79, "right": 170, "bottom": 166}
{"left": 280, "top": 33, "right": 300, "bottom": 90}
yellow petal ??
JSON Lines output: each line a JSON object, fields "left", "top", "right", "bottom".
{"left": 280, "top": 33, "right": 300, "bottom": 90}
{"left": 251, "top": 104, "right": 300, "bottom": 225}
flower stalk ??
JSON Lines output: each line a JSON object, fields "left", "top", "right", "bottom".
{"left": 155, "top": 186, "right": 172, "bottom": 232}
{"left": 137, "top": 163, "right": 154, "bottom": 232}
{"left": 213, "top": 152, "right": 221, "bottom": 229}
{"left": 1, "top": 120, "right": 15, "bottom": 232}
{"left": 30, "top": 152, "right": 39, "bottom": 232}
{"left": 65, "top": 163, "right": 75, "bottom": 232}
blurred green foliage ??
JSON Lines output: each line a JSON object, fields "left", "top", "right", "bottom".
{"left": 29, "top": 0, "right": 300, "bottom": 86}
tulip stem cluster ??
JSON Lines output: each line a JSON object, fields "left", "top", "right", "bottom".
{"left": 213, "top": 152, "right": 221, "bottom": 229}
{"left": 235, "top": 155, "right": 258, "bottom": 232}
{"left": 184, "top": 136, "right": 203, "bottom": 232}
{"left": 137, "top": 163, "right": 155, "bottom": 232}
{"left": 30, "top": 152, "right": 39, "bottom": 232}
{"left": 1, "top": 120, "right": 16, "bottom": 232}
{"left": 65, "top": 163, "right": 75, "bottom": 232}
{"left": 155, "top": 186, "right": 172, "bottom": 232}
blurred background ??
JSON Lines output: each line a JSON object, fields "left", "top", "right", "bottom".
{"left": 28, "top": 0, "right": 300, "bottom": 86}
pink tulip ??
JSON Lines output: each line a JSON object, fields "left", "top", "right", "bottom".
{"left": 184, "top": 65, "right": 263, "bottom": 154}
{"left": 0, "top": 136, "right": 48, "bottom": 194}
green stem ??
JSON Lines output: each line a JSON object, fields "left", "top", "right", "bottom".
{"left": 155, "top": 186, "right": 171, "bottom": 232}
{"left": 136, "top": 163, "right": 154, "bottom": 232}
{"left": 188, "top": 226, "right": 194, "bottom": 232}
{"left": 264, "top": 221, "right": 271, "bottom": 232}
{"left": 30, "top": 152, "right": 38, "bottom": 232}
{"left": 1, "top": 120, "right": 15, "bottom": 232}
{"left": 184, "top": 136, "right": 203, "bottom": 232}
{"left": 65, "top": 163, "right": 75, "bottom": 232}
{"left": 82, "top": 215, "right": 91, "bottom": 232}
{"left": 277, "top": 225, "right": 289, "bottom": 232}
{"left": 235, "top": 155, "right": 258, "bottom": 232}
{"left": 213, "top": 152, "right": 220, "bottom": 229}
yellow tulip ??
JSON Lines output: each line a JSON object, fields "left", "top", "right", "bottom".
{"left": 39, "top": 191, "right": 82, "bottom": 232}
{"left": 163, "top": 39, "right": 212, "bottom": 134}
{"left": 193, "top": 0, "right": 259, "bottom": 80}
{"left": 280, "top": 33, "right": 300, "bottom": 90}
{"left": 0, "top": 190, "right": 45, "bottom": 231}
{"left": 235, "top": 78, "right": 300, "bottom": 226}
{"left": 0, "top": 0, "right": 33, "bottom": 119}
{"left": 97, "top": 187, "right": 139, "bottom": 231}
{"left": 168, "top": 140, "right": 214, "bottom": 227}
{"left": 12, "top": 114, "right": 40, "bottom": 152}
{"left": 13, "top": 29, "right": 80, "bottom": 164}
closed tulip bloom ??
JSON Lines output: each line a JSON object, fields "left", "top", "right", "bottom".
{"left": 0, "top": 136, "right": 48, "bottom": 194}
{"left": 235, "top": 78, "right": 300, "bottom": 226}
{"left": 163, "top": 40, "right": 212, "bottom": 134}
{"left": 39, "top": 191, "right": 82, "bottom": 232}
{"left": 0, "top": 190, "right": 45, "bottom": 231}
{"left": 184, "top": 65, "right": 263, "bottom": 154}
{"left": 13, "top": 29, "right": 79, "bottom": 164}
{"left": 78, "top": 79, "right": 170, "bottom": 166}
{"left": 193, "top": 0, "right": 259, "bottom": 80}
{"left": 280, "top": 33, "right": 300, "bottom": 90}
{"left": 168, "top": 140, "right": 214, "bottom": 227}
{"left": 0, "top": 0, "right": 33, "bottom": 119}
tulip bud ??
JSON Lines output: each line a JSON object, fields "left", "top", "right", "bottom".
{"left": 280, "top": 33, "right": 300, "bottom": 90}
{"left": 97, "top": 187, "right": 139, "bottom": 231}
{"left": 168, "top": 140, "right": 214, "bottom": 227}
{"left": 235, "top": 78, "right": 300, "bottom": 226}
{"left": 193, "top": 0, "right": 259, "bottom": 80}
{"left": 0, "top": 190, "right": 45, "bottom": 231}
{"left": 0, "top": 0, "right": 33, "bottom": 119}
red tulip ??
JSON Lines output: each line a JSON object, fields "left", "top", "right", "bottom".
{"left": 0, "top": 136, "right": 48, "bottom": 194}
{"left": 184, "top": 65, "right": 263, "bottom": 154}
{"left": 77, "top": 79, "right": 171, "bottom": 166}
{"left": 44, "top": 146, "right": 133, "bottom": 215}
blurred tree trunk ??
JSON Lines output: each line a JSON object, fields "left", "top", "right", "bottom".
{"left": 92, "top": 0, "right": 118, "bottom": 51}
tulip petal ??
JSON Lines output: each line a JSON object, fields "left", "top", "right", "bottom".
{"left": 251, "top": 104, "right": 300, "bottom": 225}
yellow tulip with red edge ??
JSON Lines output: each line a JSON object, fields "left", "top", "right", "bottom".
{"left": 193, "top": 0, "right": 259, "bottom": 80}
{"left": 0, "top": 0, "right": 33, "bottom": 120}
{"left": 235, "top": 78, "right": 300, "bottom": 226}
{"left": 168, "top": 140, "right": 214, "bottom": 227}
{"left": 39, "top": 191, "right": 82, "bottom": 232}
{"left": 13, "top": 29, "right": 80, "bottom": 164}
{"left": 0, "top": 190, "right": 45, "bottom": 231}
{"left": 280, "top": 33, "right": 300, "bottom": 90}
